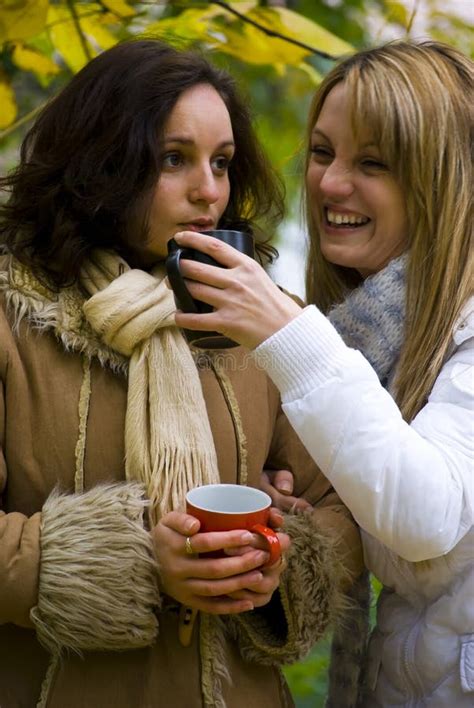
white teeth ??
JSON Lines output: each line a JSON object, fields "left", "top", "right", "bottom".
{"left": 327, "top": 209, "right": 369, "bottom": 226}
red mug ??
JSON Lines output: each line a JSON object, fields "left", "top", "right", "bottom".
{"left": 186, "top": 484, "right": 281, "bottom": 567}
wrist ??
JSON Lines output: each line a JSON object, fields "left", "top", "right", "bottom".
{"left": 250, "top": 298, "right": 302, "bottom": 349}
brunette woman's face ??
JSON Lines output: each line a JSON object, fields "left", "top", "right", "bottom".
{"left": 142, "top": 83, "right": 235, "bottom": 263}
{"left": 306, "top": 82, "right": 408, "bottom": 277}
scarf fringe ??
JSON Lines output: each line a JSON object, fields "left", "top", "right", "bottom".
{"left": 132, "top": 446, "right": 222, "bottom": 526}
{"left": 36, "top": 653, "right": 59, "bottom": 708}
{"left": 200, "top": 614, "right": 231, "bottom": 708}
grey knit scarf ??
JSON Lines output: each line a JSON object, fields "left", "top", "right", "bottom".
{"left": 328, "top": 253, "right": 407, "bottom": 385}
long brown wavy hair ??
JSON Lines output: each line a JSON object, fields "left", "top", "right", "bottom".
{"left": 304, "top": 40, "right": 473, "bottom": 421}
{"left": 0, "top": 40, "right": 284, "bottom": 288}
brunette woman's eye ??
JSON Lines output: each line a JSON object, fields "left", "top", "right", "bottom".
{"left": 162, "top": 152, "right": 183, "bottom": 168}
{"left": 212, "top": 155, "right": 232, "bottom": 173}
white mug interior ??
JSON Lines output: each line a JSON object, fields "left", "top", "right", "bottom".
{"left": 186, "top": 484, "right": 271, "bottom": 514}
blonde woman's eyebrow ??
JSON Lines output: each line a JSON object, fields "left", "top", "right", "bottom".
{"left": 311, "top": 128, "right": 329, "bottom": 140}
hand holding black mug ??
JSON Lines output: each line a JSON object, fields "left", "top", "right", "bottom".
{"left": 166, "top": 229, "right": 255, "bottom": 349}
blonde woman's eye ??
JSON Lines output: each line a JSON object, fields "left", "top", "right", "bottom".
{"left": 310, "top": 145, "right": 332, "bottom": 161}
{"left": 361, "top": 158, "right": 387, "bottom": 171}
{"left": 162, "top": 152, "right": 183, "bottom": 168}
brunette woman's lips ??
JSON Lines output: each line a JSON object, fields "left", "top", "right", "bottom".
{"left": 179, "top": 221, "right": 214, "bottom": 232}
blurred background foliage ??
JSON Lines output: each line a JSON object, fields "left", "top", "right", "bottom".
{"left": 0, "top": 1, "right": 471, "bottom": 703}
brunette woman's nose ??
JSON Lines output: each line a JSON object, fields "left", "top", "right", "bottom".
{"left": 189, "top": 168, "right": 219, "bottom": 204}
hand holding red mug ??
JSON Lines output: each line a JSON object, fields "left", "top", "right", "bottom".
{"left": 186, "top": 484, "right": 284, "bottom": 566}
{"left": 185, "top": 484, "right": 290, "bottom": 608}
{"left": 152, "top": 511, "right": 270, "bottom": 615}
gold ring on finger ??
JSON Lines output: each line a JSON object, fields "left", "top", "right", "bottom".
{"left": 185, "top": 536, "right": 196, "bottom": 556}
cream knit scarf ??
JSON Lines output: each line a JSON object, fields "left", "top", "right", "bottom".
{"left": 0, "top": 250, "right": 220, "bottom": 524}
{"left": 77, "top": 250, "right": 220, "bottom": 524}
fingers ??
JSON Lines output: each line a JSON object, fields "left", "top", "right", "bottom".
{"left": 175, "top": 308, "right": 226, "bottom": 334}
{"left": 268, "top": 507, "right": 284, "bottom": 528}
{"left": 178, "top": 257, "right": 231, "bottom": 289}
{"left": 160, "top": 510, "right": 201, "bottom": 535}
{"left": 180, "top": 278, "right": 226, "bottom": 310}
{"left": 273, "top": 469, "right": 294, "bottom": 495}
{"left": 188, "top": 567, "right": 264, "bottom": 597}
{"left": 186, "top": 548, "right": 269, "bottom": 580}
{"left": 186, "top": 596, "right": 254, "bottom": 615}
{"left": 227, "top": 554, "right": 288, "bottom": 607}
{"left": 261, "top": 470, "right": 312, "bottom": 513}
{"left": 186, "top": 529, "right": 254, "bottom": 555}
{"left": 174, "top": 230, "right": 250, "bottom": 268}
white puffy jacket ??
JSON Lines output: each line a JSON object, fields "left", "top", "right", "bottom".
{"left": 254, "top": 298, "right": 474, "bottom": 707}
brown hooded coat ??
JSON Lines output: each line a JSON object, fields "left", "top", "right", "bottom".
{"left": 0, "top": 255, "right": 363, "bottom": 708}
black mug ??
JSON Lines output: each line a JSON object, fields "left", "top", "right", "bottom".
{"left": 166, "top": 229, "right": 255, "bottom": 349}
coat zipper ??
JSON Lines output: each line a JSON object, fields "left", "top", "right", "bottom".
{"left": 402, "top": 615, "right": 426, "bottom": 705}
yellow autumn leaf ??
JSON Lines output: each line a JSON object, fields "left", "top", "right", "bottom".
{"left": 81, "top": 14, "right": 118, "bottom": 51}
{"left": 101, "top": 0, "right": 135, "bottom": 18}
{"left": 12, "top": 42, "right": 60, "bottom": 77}
{"left": 210, "top": 21, "right": 308, "bottom": 67}
{"left": 144, "top": 7, "right": 222, "bottom": 43}
{"left": 48, "top": 3, "right": 119, "bottom": 73}
{"left": 48, "top": 4, "right": 93, "bottom": 72}
{"left": 0, "top": 0, "right": 48, "bottom": 44}
{"left": 384, "top": 0, "right": 410, "bottom": 28}
{"left": 249, "top": 6, "right": 354, "bottom": 58}
{"left": 0, "top": 78, "right": 17, "bottom": 129}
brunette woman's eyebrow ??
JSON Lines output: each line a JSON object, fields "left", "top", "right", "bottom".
{"left": 163, "top": 136, "right": 235, "bottom": 149}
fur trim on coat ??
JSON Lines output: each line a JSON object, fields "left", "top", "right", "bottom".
{"left": 225, "top": 512, "right": 353, "bottom": 666}
{"left": 31, "top": 483, "right": 160, "bottom": 655}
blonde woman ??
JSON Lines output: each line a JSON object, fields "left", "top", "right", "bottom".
{"left": 173, "top": 41, "right": 474, "bottom": 706}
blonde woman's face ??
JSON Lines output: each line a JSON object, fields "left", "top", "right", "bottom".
{"left": 306, "top": 82, "right": 408, "bottom": 277}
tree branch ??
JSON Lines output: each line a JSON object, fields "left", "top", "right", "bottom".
{"left": 66, "top": 0, "right": 93, "bottom": 62}
{"left": 207, "top": 0, "right": 339, "bottom": 60}
{"left": 0, "top": 102, "right": 47, "bottom": 142}
{"left": 1, "top": 0, "right": 342, "bottom": 139}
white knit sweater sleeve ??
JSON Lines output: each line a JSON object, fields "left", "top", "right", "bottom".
{"left": 253, "top": 306, "right": 474, "bottom": 562}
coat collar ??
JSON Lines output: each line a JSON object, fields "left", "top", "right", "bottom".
{"left": 453, "top": 296, "right": 474, "bottom": 346}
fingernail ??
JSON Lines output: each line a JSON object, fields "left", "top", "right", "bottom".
{"left": 244, "top": 602, "right": 254, "bottom": 612}
{"left": 278, "top": 482, "right": 292, "bottom": 493}
{"left": 240, "top": 532, "right": 253, "bottom": 543}
{"left": 174, "top": 232, "right": 183, "bottom": 242}
{"left": 185, "top": 519, "right": 199, "bottom": 533}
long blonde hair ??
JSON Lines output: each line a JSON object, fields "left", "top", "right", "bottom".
{"left": 305, "top": 41, "right": 473, "bottom": 421}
